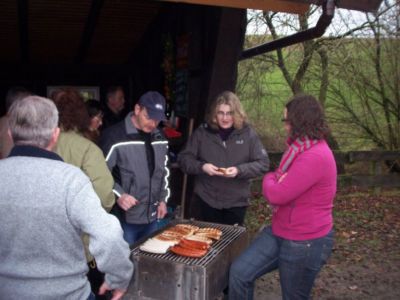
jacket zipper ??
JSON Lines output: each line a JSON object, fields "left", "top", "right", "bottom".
{"left": 147, "top": 177, "right": 152, "bottom": 223}
{"left": 147, "top": 142, "right": 153, "bottom": 224}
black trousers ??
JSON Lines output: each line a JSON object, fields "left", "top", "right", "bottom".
{"left": 87, "top": 260, "right": 107, "bottom": 300}
{"left": 195, "top": 194, "right": 247, "bottom": 226}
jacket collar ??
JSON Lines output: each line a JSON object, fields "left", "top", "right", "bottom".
{"left": 124, "top": 112, "right": 163, "bottom": 141}
{"left": 124, "top": 112, "right": 139, "bottom": 135}
{"left": 9, "top": 145, "right": 64, "bottom": 161}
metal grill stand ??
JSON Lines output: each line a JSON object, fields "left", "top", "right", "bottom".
{"left": 124, "top": 220, "right": 247, "bottom": 300}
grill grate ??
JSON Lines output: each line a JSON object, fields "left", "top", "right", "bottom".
{"left": 131, "top": 220, "right": 246, "bottom": 267}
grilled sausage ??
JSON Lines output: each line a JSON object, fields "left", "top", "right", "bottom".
{"left": 180, "top": 238, "right": 209, "bottom": 250}
{"left": 170, "top": 245, "right": 207, "bottom": 258}
{"left": 175, "top": 224, "right": 200, "bottom": 231}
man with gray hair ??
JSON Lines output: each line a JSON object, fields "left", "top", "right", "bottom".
{"left": 0, "top": 96, "right": 133, "bottom": 300}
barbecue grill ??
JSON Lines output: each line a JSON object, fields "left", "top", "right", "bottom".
{"left": 124, "top": 220, "right": 247, "bottom": 300}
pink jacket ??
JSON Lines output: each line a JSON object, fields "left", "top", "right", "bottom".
{"left": 263, "top": 140, "right": 336, "bottom": 241}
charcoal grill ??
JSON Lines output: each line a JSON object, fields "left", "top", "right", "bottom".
{"left": 123, "top": 220, "right": 247, "bottom": 300}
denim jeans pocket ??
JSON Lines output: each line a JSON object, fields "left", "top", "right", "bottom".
{"left": 281, "top": 232, "right": 333, "bottom": 271}
{"left": 320, "top": 231, "right": 334, "bottom": 264}
{"left": 280, "top": 239, "right": 312, "bottom": 264}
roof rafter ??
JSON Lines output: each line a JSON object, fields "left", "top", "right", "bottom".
{"left": 75, "top": 0, "right": 105, "bottom": 63}
{"left": 17, "top": 0, "right": 29, "bottom": 63}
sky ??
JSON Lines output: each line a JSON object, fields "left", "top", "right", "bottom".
{"left": 246, "top": 7, "right": 377, "bottom": 37}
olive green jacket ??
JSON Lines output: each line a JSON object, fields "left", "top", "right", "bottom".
{"left": 55, "top": 131, "right": 115, "bottom": 261}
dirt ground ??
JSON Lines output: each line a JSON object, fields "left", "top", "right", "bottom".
{"left": 244, "top": 188, "right": 400, "bottom": 300}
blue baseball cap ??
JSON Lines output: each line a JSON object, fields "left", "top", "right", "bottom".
{"left": 138, "top": 91, "right": 167, "bottom": 121}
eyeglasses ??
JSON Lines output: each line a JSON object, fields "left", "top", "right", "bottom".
{"left": 217, "top": 111, "right": 233, "bottom": 118}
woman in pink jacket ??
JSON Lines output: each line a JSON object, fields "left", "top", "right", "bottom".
{"left": 229, "top": 94, "right": 337, "bottom": 300}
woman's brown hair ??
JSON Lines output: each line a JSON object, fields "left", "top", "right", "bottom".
{"left": 50, "top": 88, "right": 90, "bottom": 133}
{"left": 285, "top": 94, "right": 330, "bottom": 140}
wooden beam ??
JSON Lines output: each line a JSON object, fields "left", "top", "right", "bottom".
{"left": 75, "top": 0, "right": 104, "bottom": 63}
{"left": 161, "top": 0, "right": 309, "bottom": 14}
{"left": 0, "top": 63, "right": 133, "bottom": 82}
{"left": 17, "top": 0, "right": 29, "bottom": 63}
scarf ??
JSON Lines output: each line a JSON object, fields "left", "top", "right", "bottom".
{"left": 276, "top": 136, "right": 319, "bottom": 179}
{"left": 218, "top": 126, "right": 234, "bottom": 141}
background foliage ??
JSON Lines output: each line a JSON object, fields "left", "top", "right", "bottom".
{"left": 237, "top": 1, "right": 399, "bottom": 154}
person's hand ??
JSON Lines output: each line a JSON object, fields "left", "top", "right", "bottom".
{"left": 202, "top": 163, "right": 221, "bottom": 176}
{"left": 98, "top": 281, "right": 126, "bottom": 300}
{"left": 117, "top": 193, "right": 139, "bottom": 211}
{"left": 224, "top": 167, "right": 238, "bottom": 178}
{"left": 278, "top": 172, "right": 288, "bottom": 183}
{"left": 157, "top": 201, "right": 167, "bottom": 219}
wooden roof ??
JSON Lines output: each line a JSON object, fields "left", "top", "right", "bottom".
{"left": 0, "top": 0, "right": 383, "bottom": 66}
{"left": 0, "top": 0, "right": 162, "bottom": 65}
{"left": 162, "top": 0, "right": 383, "bottom": 13}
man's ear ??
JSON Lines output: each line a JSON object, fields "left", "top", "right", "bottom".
{"left": 47, "top": 127, "right": 60, "bottom": 150}
{"left": 7, "top": 129, "right": 13, "bottom": 143}
{"left": 134, "top": 104, "right": 141, "bottom": 115}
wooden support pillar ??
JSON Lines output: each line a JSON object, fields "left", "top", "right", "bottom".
{"left": 201, "top": 7, "right": 246, "bottom": 119}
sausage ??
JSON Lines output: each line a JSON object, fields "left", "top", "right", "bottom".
{"left": 194, "top": 232, "right": 221, "bottom": 241}
{"left": 180, "top": 238, "right": 209, "bottom": 250}
{"left": 196, "top": 227, "right": 222, "bottom": 236}
{"left": 217, "top": 168, "right": 227, "bottom": 175}
{"left": 175, "top": 224, "right": 200, "bottom": 231}
{"left": 167, "top": 226, "right": 193, "bottom": 236}
{"left": 170, "top": 245, "right": 207, "bottom": 258}
{"left": 185, "top": 235, "right": 213, "bottom": 245}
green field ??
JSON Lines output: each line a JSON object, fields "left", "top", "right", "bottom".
{"left": 236, "top": 36, "right": 399, "bottom": 152}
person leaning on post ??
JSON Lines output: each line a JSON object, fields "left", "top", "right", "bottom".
{"left": 0, "top": 96, "right": 133, "bottom": 300}
{"left": 229, "top": 94, "right": 337, "bottom": 300}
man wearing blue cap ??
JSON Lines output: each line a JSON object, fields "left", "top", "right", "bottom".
{"left": 100, "top": 91, "right": 170, "bottom": 245}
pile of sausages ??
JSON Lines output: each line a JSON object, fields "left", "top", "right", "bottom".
{"left": 170, "top": 238, "right": 210, "bottom": 258}
{"left": 139, "top": 224, "right": 223, "bottom": 258}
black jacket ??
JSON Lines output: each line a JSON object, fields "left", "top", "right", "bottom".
{"left": 178, "top": 123, "right": 269, "bottom": 209}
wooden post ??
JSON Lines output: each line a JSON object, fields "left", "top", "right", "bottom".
{"left": 179, "top": 118, "right": 195, "bottom": 219}
{"left": 370, "top": 160, "right": 382, "bottom": 195}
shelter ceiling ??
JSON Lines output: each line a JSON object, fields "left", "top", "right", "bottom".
{"left": 162, "top": 0, "right": 383, "bottom": 13}
{"left": 0, "top": 0, "right": 162, "bottom": 65}
{"left": 0, "top": 0, "right": 384, "bottom": 67}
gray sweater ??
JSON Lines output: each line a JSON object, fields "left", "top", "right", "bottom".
{"left": 0, "top": 155, "right": 133, "bottom": 299}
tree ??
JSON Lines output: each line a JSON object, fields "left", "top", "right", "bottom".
{"left": 327, "top": 1, "right": 399, "bottom": 170}
{"left": 239, "top": 2, "right": 398, "bottom": 155}
{"left": 239, "top": 6, "right": 344, "bottom": 160}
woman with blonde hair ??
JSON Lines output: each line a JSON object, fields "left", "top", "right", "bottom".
{"left": 178, "top": 91, "right": 269, "bottom": 225}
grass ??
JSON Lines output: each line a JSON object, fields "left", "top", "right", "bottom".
{"left": 245, "top": 187, "right": 400, "bottom": 255}
{"left": 246, "top": 188, "right": 400, "bottom": 299}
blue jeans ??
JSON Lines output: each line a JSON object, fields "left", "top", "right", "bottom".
{"left": 229, "top": 226, "right": 334, "bottom": 300}
{"left": 121, "top": 219, "right": 158, "bottom": 245}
